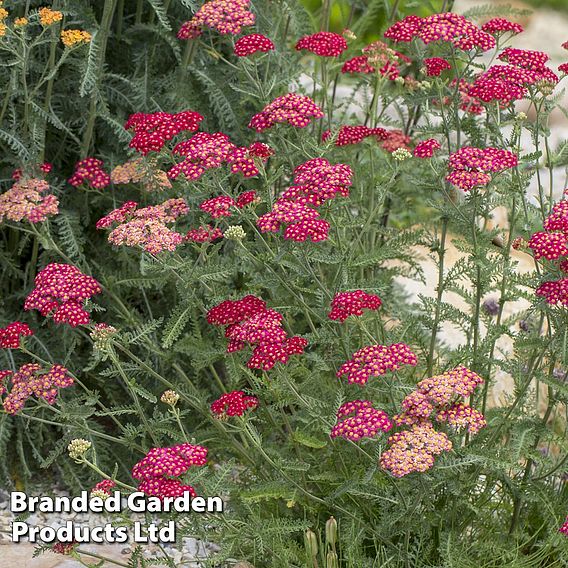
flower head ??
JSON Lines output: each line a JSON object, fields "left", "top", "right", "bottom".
{"left": 68, "top": 158, "right": 110, "bottom": 189}
{"left": 0, "top": 178, "right": 58, "bottom": 224}
{"left": 161, "top": 390, "right": 180, "bottom": 406}
{"left": 234, "top": 33, "right": 274, "bottom": 56}
{"left": 91, "top": 479, "right": 116, "bottom": 499}
{"left": 414, "top": 138, "right": 441, "bottom": 158}
{"left": 97, "top": 199, "right": 189, "bottom": 254}
{"left": 328, "top": 290, "right": 382, "bottom": 322}
{"left": 0, "top": 322, "right": 33, "bottom": 349}
{"left": 186, "top": 225, "right": 224, "bottom": 243}
{"left": 224, "top": 225, "right": 246, "bottom": 241}
{"left": 436, "top": 403, "right": 487, "bottom": 434}
{"left": 68, "top": 438, "right": 91, "bottom": 460}
{"left": 330, "top": 400, "right": 392, "bottom": 441}
{"left": 60, "top": 29, "right": 91, "bottom": 47}
{"left": 207, "top": 296, "right": 307, "bottom": 370}
{"left": 248, "top": 94, "right": 323, "bottom": 132}
{"left": 384, "top": 13, "right": 495, "bottom": 51}
{"left": 295, "top": 32, "right": 347, "bottom": 57}
{"left": 481, "top": 18, "right": 523, "bottom": 35}
{"left": 211, "top": 390, "right": 258, "bottom": 418}
{"left": 423, "top": 57, "right": 451, "bottom": 76}
{"left": 337, "top": 343, "right": 417, "bottom": 386}
{"left": 125, "top": 110, "right": 203, "bottom": 155}
{"left": 178, "top": 0, "right": 254, "bottom": 38}
{"left": 380, "top": 421, "right": 452, "bottom": 477}
{"left": 24, "top": 264, "right": 102, "bottom": 327}
{"left": 39, "top": 7, "right": 63, "bottom": 26}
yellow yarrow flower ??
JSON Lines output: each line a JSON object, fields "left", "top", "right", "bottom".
{"left": 39, "top": 7, "right": 63, "bottom": 27}
{"left": 14, "top": 17, "right": 28, "bottom": 27}
{"left": 0, "top": 8, "right": 8, "bottom": 21}
{"left": 0, "top": 22, "right": 5, "bottom": 37}
{"left": 60, "top": 29, "right": 91, "bottom": 48}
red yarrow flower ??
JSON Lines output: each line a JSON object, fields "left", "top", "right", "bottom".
{"left": 248, "top": 93, "right": 323, "bottom": 132}
{"left": 185, "top": 225, "right": 223, "bottom": 243}
{"left": 200, "top": 195, "right": 235, "bottom": 219}
{"left": 423, "top": 57, "right": 451, "bottom": 76}
{"left": 322, "top": 125, "right": 387, "bottom": 147}
{"left": 560, "top": 517, "right": 568, "bottom": 535}
{"left": 328, "top": 290, "right": 382, "bottom": 322}
{"left": 211, "top": 390, "right": 259, "bottom": 418}
{"left": 481, "top": 18, "right": 523, "bottom": 35}
{"left": 91, "top": 479, "right": 116, "bottom": 496}
{"left": 528, "top": 231, "right": 568, "bottom": 260}
{"left": 337, "top": 343, "right": 417, "bottom": 385}
{"left": 125, "top": 110, "right": 203, "bottom": 155}
{"left": 132, "top": 443, "right": 207, "bottom": 500}
{"left": 68, "top": 158, "right": 110, "bottom": 189}
{"left": 234, "top": 33, "right": 274, "bottom": 56}
{"left": 0, "top": 322, "right": 33, "bottom": 349}
{"left": 177, "top": 0, "right": 254, "bottom": 38}
{"left": 24, "top": 264, "right": 101, "bottom": 327}
{"left": 384, "top": 12, "right": 495, "bottom": 52}
{"left": 559, "top": 63, "right": 568, "bottom": 74}
{"left": 413, "top": 138, "right": 441, "bottom": 158}
{"left": 330, "top": 400, "right": 392, "bottom": 441}
{"left": 207, "top": 295, "right": 307, "bottom": 370}
{"left": 295, "top": 32, "right": 347, "bottom": 57}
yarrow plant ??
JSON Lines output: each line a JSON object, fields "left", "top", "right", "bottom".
{"left": 1, "top": 1, "right": 568, "bottom": 567}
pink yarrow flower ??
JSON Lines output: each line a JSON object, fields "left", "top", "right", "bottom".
{"left": 481, "top": 18, "right": 523, "bottom": 35}
{"left": 423, "top": 57, "right": 451, "bottom": 76}
{"left": 0, "top": 178, "right": 59, "bottom": 224}
{"left": 211, "top": 390, "right": 259, "bottom": 418}
{"left": 177, "top": 0, "right": 254, "bottom": 38}
{"left": 413, "top": 138, "right": 441, "bottom": 158}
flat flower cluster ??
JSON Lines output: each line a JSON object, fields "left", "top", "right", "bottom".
{"left": 210, "top": 390, "right": 258, "bottom": 419}
{"left": 0, "top": 177, "right": 59, "bottom": 224}
{"left": 529, "top": 198, "right": 568, "bottom": 305}
{"left": 1, "top": 363, "right": 74, "bottom": 415}
{"left": 330, "top": 400, "right": 393, "bottom": 441}
{"left": 110, "top": 158, "right": 171, "bottom": 192}
{"left": 177, "top": 0, "right": 254, "bottom": 39}
{"left": 96, "top": 198, "right": 189, "bottom": 254}
{"left": 295, "top": 32, "right": 347, "bottom": 57}
{"left": 337, "top": 343, "right": 417, "bottom": 385}
{"left": 469, "top": 48, "right": 558, "bottom": 105}
{"left": 125, "top": 110, "right": 203, "bottom": 155}
{"left": 207, "top": 295, "right": 307, "bottom": 370}
{"left": 384, "top": 12, "right": 495, "bottom": 51}
{"left": 446, "top": 146, "right": 518, "bottom": 190}
{"left": 257, "top": 158, "right": 352, "bottom": 242}
{"left": 186, "top": 224, "right": 224, "bottom": 243}
{"left": 328, "top": 290, "right": 382, "bottom": 322}
{"left": 168, "top": 132, "right": 271, "bottom": 180}
{"left": 24, "top": 263, "right": 102, "bottom": 327}
{"left": 132, "top": 443, "right": 208, "bottom": 499}
{"left": 248, "top": 93, "right": 324, "bottom": 132}
{"left": 0, "top": 322, "right": 33, "bottom": 349}
{"left": 68, "top": 158, "right": 110, "bottom": 189}
{"left": 234, "top": 33, "right": 274, "bottom": 56}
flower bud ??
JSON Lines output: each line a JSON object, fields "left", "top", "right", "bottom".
{"left": 224, "top": 225, "right": 247, "bottom": 241}
{"left": 326, "top": 551, "right": 339, "bottom": 568}
{"left": 68, "top": 438, "right": 91, "bottom": 460}
{"left": 160, "top": 390, "right": 180, "bottom": 406}
{"left": 325, "top": 516, "right": 337, "bottom": 549}
{"left": 304, "top": 529, "right": 318, "bottom": 559}
{"left": 392, "top": 148, "right": 412, "bottom": 161}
